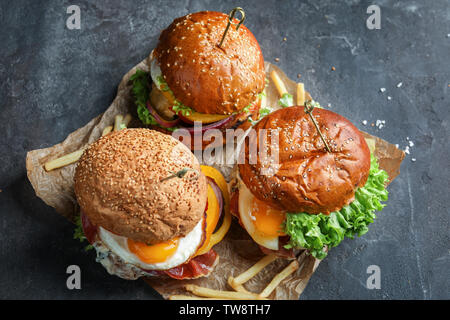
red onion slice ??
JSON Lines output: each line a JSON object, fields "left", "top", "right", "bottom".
{"left": 181, "top": 115, "right": 235, "bottom": 134}
{"left": 146, "top": 100, "right": 180, "bottom": 128}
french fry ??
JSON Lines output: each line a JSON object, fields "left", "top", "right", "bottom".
{"left": 169, "top": 295, "right": 220, "bottom": 300}
{"left": 232, "top": 254, "right": 278, "bottom": 285}
{"left": 184, "top": 284, "right": 267, "bottom": 300}
{"left": 122, "top": 114, "right": 132, "bottom": 127}
{"left": 43, "top": 148, "right": 86, "bottom": 172}
{"left": 114, "top": 114, "right": 124, "bottom": 131}
{"left": 296, "top": 83, "right": 305, "bottom": 106}
{"left": 259, "top": 260, "right": 299, "bottom": 298}
{"left": 270, "top": 70, "right": 288, "bottom": 97}
{"left": 365, "top": 138, "right": 376, "bottom": 153}
{"left": 102, "top": 125, "right": 113, "bottom": 136}
{"left": 44, "top": 123, "right": 115, "bottom": 171}
{"left": 228, "top": 276, "right": 251, "bottom": 294}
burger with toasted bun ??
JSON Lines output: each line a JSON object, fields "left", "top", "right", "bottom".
{"left": 74, "top": 128, "right": 230, "bottom": 280}
{"left": 130, "top": 10, "right": 266, "bottom": 150}
{"left": 230, "top": 105, "right": 389, "bottom": 259}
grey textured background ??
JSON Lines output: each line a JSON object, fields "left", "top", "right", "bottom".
{"left": 1, "top": 0, "right": 449, "bottom": 299}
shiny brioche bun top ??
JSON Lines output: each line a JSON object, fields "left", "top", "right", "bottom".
{"left": 154, "top": 11, "right": 265, "bottom": 115}
{"left": 239, "top": 106, "right": 371, "bottom": 214}
{"left": 74, "top": 129, "right": 207, "bottom": 244}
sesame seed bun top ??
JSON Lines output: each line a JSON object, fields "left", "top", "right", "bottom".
{"left": 154, "top": 11, "right": 265, "bottom": 115}
{"left": 74, "top": 129, "right": 207, "bottom": 244}
{"left": 238, "top": 107, "right": 371, "bottom": 214}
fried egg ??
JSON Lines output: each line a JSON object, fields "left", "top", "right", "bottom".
{"left": 237, "top": 176, "right": 286, "bottom": 250}
{"left": 150, "top": 54, "right": 164, "bottom": 91}
{"left": 98, "top": 217, "right": 204, "bottom": 270}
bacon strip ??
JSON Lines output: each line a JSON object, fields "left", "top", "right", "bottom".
{"left": 163, "top": 249, "right": 218, "bottom": 280}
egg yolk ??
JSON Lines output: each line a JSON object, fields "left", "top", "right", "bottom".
{"left": 128, "top": 238, "right": 179, "bottom": 264}
{"left": 251, "top": 197, "right": 287, "bottom": 237}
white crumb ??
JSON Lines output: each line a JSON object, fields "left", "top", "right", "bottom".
{"left": 404, "top": 146, "right": 410, "bottom": 154}
{"left": 375, "top": 120, "right": 386, "bottom": 129}
{"left": 380, "top": 88, "right": 386, "bottom": 93}
{"left": 411, "top": 158, "right": 416, "bottom": 162}
{"left": 408, "top": 140, "right": 414, "bottom": 147}
{"left": 387, "top": 96, "right": 392, "bottom": 100}
{"left": 362, "top": 120, "right": 367, "bottom": 125}
{"left": 395, "top": 144, "right": 399, "bottom": 148}
{"left": 397, "top": 82, "right": 403, "bottom": 88}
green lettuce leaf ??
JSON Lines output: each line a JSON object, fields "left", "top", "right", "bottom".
{"left": 278, "top": 93, "right": 294, "bottom": 108}
{"left": 130, "top": 69, "right": 158, "bottom": 126}
{"left": 284, "top": 154, "right": 389, "bottom": 259}
{"left": 172, "top": 101, "right": 194, "bottom": 116}
{"left": 154, "top": 74, "right": 195, "bottom": 116}
{"left": 248, "top": 107, "right": 273, "bottom": 125}
{"left": 130, "top": 69, "right": 179, "bottom": 132}
{"left": 259, "top": 107, "right": 272, "bottom": 118}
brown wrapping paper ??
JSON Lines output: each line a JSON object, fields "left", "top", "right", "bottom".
{"left": 26, "top": 59, "right": 405, "bottom": 300}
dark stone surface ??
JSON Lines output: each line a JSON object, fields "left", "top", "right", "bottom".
{"left": 1, "top": 0, "right": 449, "bottom": 299}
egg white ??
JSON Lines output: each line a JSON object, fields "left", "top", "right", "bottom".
{"left": 149, "top": 54, "right": 164, "bottom": 91}
{"left": 237, "top": 176, "right": 280, "bottom": 250}
{"left": 98, "top": 218, "right": 204, "bottom": 270}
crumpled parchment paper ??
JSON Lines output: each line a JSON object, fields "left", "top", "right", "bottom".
{"left": 26, "top": 59, "right": 405, "bottom": 300}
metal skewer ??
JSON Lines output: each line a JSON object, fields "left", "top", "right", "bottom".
{"left": 218, "top": 7, "right": 246, "bottom": 48}
{"left": 304, "top": 100, "right": 332, "bottom": 153}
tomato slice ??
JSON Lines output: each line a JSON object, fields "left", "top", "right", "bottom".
{"left": 81, "top": 211, "right": 97, "bottom": 244}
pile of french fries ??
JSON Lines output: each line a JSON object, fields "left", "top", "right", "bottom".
{"left": 43, "top": 114, "right": 132, "bottom": 172}
{"left": 169, "top": 255, "right": 300, "bottom": 300}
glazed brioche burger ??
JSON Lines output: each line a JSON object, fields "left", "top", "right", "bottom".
{"left": 230, "top": 106, "right": 389, "bottom": 259}
{"left": 130, "top": 10, "right": 266, "bottom": 150}
{"left": 74, "top": 128, "right": 230, "bottom": 280}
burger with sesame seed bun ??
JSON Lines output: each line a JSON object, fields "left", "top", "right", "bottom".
{"left": 74, "top": 128, "right": 231, "bottom": 280}
{"left": 230, "top": 106, "right": 389, "bottom": 259}
{"left": 130, "top": 10, "right": 267, "bottom": 150}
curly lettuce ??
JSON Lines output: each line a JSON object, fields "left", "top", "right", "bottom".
{"left": 130, "top": 69, "right": 158, "bottom": 126}
{"left": 278, "top": 93, "right": 294, "bottom": 108}
{"left": 284, "top": 154, "right": 389, "bottom": 259}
